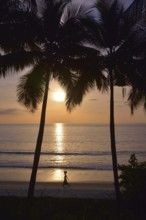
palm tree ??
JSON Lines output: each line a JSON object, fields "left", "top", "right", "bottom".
{"left": 0, "top": 0, "right": 70, "bottom": 199}
{"left": 17, "top": 61, "right": 76, "bottom": 200}
{"left": 65, "top": 0, "right": 125, "bottom": 205}
{"left": 16, "top": 0, "right": 70, "bottom": 200}
{"left": 64, "top": 0, "right": 146, "bottom": 207}
{"left": 0, "top": 0, "right": 103, "bottom": 200}
{"left": 16, "top": 0, "right": 104, "bottom": 199}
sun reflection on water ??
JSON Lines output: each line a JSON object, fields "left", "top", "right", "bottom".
{"left": 53, "top": 123, "right": 64, "bottom": 181}
{"left": 55, "top": 123, "right": 64, "bottom": 152}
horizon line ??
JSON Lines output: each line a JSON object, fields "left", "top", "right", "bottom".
{"left": 0, "top": 122, "right": 146, "bottom": 125}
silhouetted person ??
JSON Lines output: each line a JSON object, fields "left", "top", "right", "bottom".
{"left": 63, "top": 170, "right": 70, "bottom": 187}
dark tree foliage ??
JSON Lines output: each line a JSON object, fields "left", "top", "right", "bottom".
{"left": 119, "top": 154, "right": 146, "bottom": 202}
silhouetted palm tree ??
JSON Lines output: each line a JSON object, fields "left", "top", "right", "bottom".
{"left": 16, "top": 0, "right": 105, "bottom": 199}
{"left": 0, "top": 0, "right": 102, "bottom": 200}
{"left": 16, "top": 0, "right": 71, "bottom": 200}
{"left": 0, "top": 0, "right": 70, "bottom": 199}
{"left": 65, "top": 0, "right": 146, "bottom": 208}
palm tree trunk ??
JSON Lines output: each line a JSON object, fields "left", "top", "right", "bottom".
{"left": 109, "top": 66, "right": 121, "bottom": 206}
{"left": 28, "top": 75, "right": 49, "bottom": 200}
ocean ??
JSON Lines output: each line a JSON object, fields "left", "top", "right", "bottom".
{"left": 0, "top": 123, "right": 146, "bottom": 183}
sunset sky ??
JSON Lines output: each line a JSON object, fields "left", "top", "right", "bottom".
{"left": 0, "top": 0, "right": 145, "bottom": 125}
{"left": 0, "top": 72, "right": 145, "bottom": 124}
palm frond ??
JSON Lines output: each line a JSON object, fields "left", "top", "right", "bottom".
{"left": 127, "top": 18, "right": 146, "bottom": 56}
{"left": 0, "top": 7, "right": 42, "bottom": 52}
{"left": 76, "top": 0, "right": 127, "bottom": 50}
{"left": 98, "top": 0, "right": 126, "bottom": 48}
{"left": 95, "top": 70, "right": 108, "bottom": 92}
{"left": 128, "top": 86, "right": 146, "bottom": 114}
{"left": 41, "top": 0, "right": 70, "bottom": 42}
{"left": 65, "top": 72, "right": 96, "bottom": 112}
{"left": 124, "top": 0, "right": 146, "bottom": 29}
{"left": 122, "top": 87, "right": 126, "bottom": 98}
{"left": 61, "top": 44, "right": 100, "bottom": 57}
{"left": 23, "top": 0, "right": 37, "bottom": 10}
{"left": 127, "top": 60, "right": 146, "bottom": 114}
{"left": 17, "top": 64, "right": 47, "bottom": 112}
{"left": 52, "top": 62, "right": 76, "bottom": 92}
{"left": 64, "top": 66, "right": 108, "bottom": 112}
{"left": 0, "top": 51, "right": 41, "bottom": 78}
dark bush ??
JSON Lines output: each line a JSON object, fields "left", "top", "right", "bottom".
{"left": 118, "top": 154, "right": 146, "bottom": 202}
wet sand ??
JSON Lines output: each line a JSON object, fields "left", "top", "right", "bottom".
{"left": 0, "top": 181, "right": 115, "bottom": 198}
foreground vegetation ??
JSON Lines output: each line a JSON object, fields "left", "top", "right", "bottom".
{"left": 0, "top": 196, "right": 145, "bottom": 220}
{"left": 119, "top": 154, "right": 146, "bottom": 201}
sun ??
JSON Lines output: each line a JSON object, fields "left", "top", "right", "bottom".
{"left": 53, "top": 91, "right": 66, "bottom": 102}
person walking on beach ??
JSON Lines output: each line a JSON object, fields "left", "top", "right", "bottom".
{"left": 63, "top": 170, "right": 70, "bottom": 187}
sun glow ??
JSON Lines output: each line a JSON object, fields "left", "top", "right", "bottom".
{"left": 53, "top": 91, "right": 66, "bottom": 102}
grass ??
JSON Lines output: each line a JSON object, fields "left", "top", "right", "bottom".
{"left": 0, "top": 196, "right": 145, "bottom": 220}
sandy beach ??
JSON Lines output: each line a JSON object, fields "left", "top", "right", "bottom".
{"left": 0, "top": 181, "right": 115, "bottom": 199}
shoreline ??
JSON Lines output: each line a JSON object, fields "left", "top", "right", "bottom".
{"left": 0, "top": 181, "right": 115, "bottom": 199}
